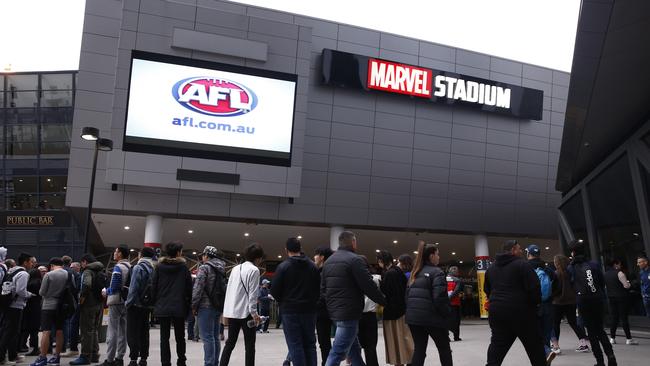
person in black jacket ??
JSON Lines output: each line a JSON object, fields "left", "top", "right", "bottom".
{"left": 377, "top": 250, "right": 413, "bottom": 366}
{"left": 604, "top": 259, "right": 637, "bottom": 345}
{"left": 321, "top": 231, "right": 386, "bottom": 366}
{"left": 152, "top": 242, "right": 192, "bottom": 366}
{"left": 313, "top": 246, "right": 333, "bottom": 366}
{"left": 405, "top": 243, "right": 451, "bottom": 366}
{"left": 568, "top": 241, "right": 617, "bottom": 366}
{"left": 271, "top": 237, "right": 321, "bottom": 366}
{"left": 484, "top": 240, "right": 546, "bottom": 366}
{"left": 526, "top": 244, "right": 557, "bottom": 363}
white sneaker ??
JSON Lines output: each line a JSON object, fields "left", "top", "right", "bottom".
{"left": 60, "top": 351, "right": 79, "bottom": 358}
{"left": 609, "top": 337, "right": 616, "bottom": 344}
{"left": 626, "top": 339, "right": 639, "bottom": 345}
{"left": 552, "top": 346, "right": 561, "bottom": 355}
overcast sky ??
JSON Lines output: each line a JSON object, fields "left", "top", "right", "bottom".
{"left": 0, "top": 0, "right": 580, "bottom": 73}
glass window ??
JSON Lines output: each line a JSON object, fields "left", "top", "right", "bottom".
{"left": 5, "top": 176, "right": 38, "bottom": 193}
{"left": 41, "top": 90, "right": 72, "bottom": 107}
{"left": 39, "top": 229, "right": 73, "bottom": 245}
{"left": 6, "top": 74, "right": 38, "bottom": 91}
{"left": 5, "top": 124, "right": 38, "bottom": 156}
{"left": 6, "top": 193, "right": 39, "bottom": 210}
{"left": 40, "top": 176, "right": 67, "bottom": 193}
{"left": 7, "top": 91, "right": 38, "bottom": 108}
{"left": 39, "top": 194, "right": 65, "bottom": 210}
{"left": 559, "top": 193, "right": 589, "bottom": 243}
{"left": 4, "top": 159, "right": 38, "bottom": 175}
{"left": 5, "top": 108, "right": 38, "bottom": 124}
{"left": 41, "top": 107, "right": 73, "bottom": 124}
{"left": 41, "top": 142, "right": 70, "bottom": 155}
{"left": 41, "top": 124, "right": 71, "bottom": 141}
{"left": 41, "top": 74, "right": 73, "bottom": 91}
{"left": 586, "top": 155, "right": 644, "bottom": 266}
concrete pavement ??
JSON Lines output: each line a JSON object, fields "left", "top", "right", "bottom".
{"left": 17, "top": 320, "right": 650, "bottom": 365}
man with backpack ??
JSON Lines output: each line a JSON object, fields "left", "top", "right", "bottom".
{"left": 568, "top": 240, "right": 617, "bottom": 366}
{"left": 103, "top": 246, "right": 132, "bottom": 366}
{"left": 30, "top": 257, "right": 72, "bottom": 366}
{"left": 192, "top": 245, "right": 227, "bottom": 366}
{"left": 70, "top": 254, "right": 106, "bottom": 366}
{"left": 125, "top": 247, "right": 156, "bottom": 366}
{"left": 0, "top": 252, "right": 35, "bottom": 365}
{"left": 527, "top": 244, "right": 557, "bottom": 363}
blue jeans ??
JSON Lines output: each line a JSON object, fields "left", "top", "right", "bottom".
{"left": 325, "top": 320, "right": 364, "bottom": 366}
{"left": 198, "top": 308, "right": 221, "bottom": 366}
{"left": 281, "top": 313, "right": 317, "bottom": 366}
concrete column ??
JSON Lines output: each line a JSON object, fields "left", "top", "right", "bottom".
{"left": 330, "top": 226, "right": 344, "bottom": 251}
{"left": 475, "top": 234, "right": 489, "bottom": 257}
{"left": 144, "top": 214, "right": 163, "bottom": 250}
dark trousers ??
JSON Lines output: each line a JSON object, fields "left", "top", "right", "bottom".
{"left": 19, "top": 330, "right": 38, "bottom": 350}
{"left": 486, "top": 308, "right": 546, "bottom": 366}
{"left": 258, "top": 308, "right": 270, "bottom": 332}
{"left": 553, "top": 303, "right": 587, "bottom": 341}
{"left": 316, "top": 316, "right": 332, "bottom": 366}
{"left": 282, "top": 312, "right": 317, "bottom": 366}
{"left": 80, "top": 304, "right": 102, "bottom": 358}
{"left": 608, "top": 297, "right": 631, "bottom": 339}
{"left": 579, "top": 301, "right": 615, "bottom": 365}
{"left": 0, "top": 308, "right": 23, "bottom": 361}
{"left": 358, "top": 312, "right": 379, "bottom": 366}
{"left": 220, "top": 317, "right": 256, "bottom": 366}
{"left": 449, "top": 306, "right": 461, "bottom": 340}
{"left": 127, "top": 307, "right": 150, "bottom": 361}
{"left": 68, "top": 309, "right": 80, "bottom": 351}
{"left": 408, "top": 324, "right": 452, "bottom": 366}
{"left": 159, "top": 317, "right": 186, "bottom": 366}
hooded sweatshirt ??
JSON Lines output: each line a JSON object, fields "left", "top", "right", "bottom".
{"left": 80, "top": 261, "right": 105, "bottom": 307}
{"left": 7, "top": 266, "right": 33, "bottom": 309}
{"left": 270, "top": 254, "right": 320, "bottom": 314}
{"left": 484, "top": 253, "right": 541, "bottom": 312}
{"left": 0, "top": 246, "right": 7, "bottom": 280}
{"left": 152, "top": 257, "right": 192, "bottom": 318}
{"left": 191, "top": 257, "right": 226, "bottom": 310}
{"left": 107, "top": 259, "right": 131, "bottom": 306}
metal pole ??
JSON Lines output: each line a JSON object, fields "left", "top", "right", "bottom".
{"left": 83, "top": 143, "right": 99, "bottom": 254}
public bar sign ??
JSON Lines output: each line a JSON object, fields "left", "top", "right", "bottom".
{"left": 6, "top": 215, "right": 56, "bottom": 226}
{"left": 322, "top": 49, "right": 543, "bottom": 120}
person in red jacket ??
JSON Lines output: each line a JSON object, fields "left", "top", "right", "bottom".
{"left": 446, "top": 266, "right": 463, "bottom": 342}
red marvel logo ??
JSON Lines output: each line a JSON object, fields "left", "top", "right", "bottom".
{"left": 172, "top": 77, "right": 258, "bottom": 117}
{"left": 367, "top": 59, "right": 432, "bottom": 98}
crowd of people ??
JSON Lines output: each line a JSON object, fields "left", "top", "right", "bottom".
{"left": 0, "top": 233, "right": 649, "bottom": 366}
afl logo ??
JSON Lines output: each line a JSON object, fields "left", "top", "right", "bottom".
{"left": 172, "top": 77, "right": 258, "bottom": 117}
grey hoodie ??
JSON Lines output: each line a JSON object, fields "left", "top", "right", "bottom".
{"left": 0, "top": 246, "right": 7, "bottom": 280}
{"left": 8, "top": 266, "right": 33, "bottom": 309}
{"left": 80, "top": 261, "right": 105, "bottom": 307}
{"left": 191, "top": 257, "right": 226, "bottom": 310}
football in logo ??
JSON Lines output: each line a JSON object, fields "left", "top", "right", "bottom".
{"left": 172, "top": 77, "right": 258, "bottom": 116}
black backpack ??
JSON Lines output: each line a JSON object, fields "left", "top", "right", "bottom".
{"left": 59, "top": 271, "right": 78, "bottom": 318}
{"left": 0, "top": 268, "right": 25, "bottom": 311}
{"left": 91, "top": 269, "right": 109, "bottom": 301}
{"left": 205, "top": 264, "right": 227, "bottom": 311}
{"left": 118, "top": 263, "right": 132, "bottom": 301}
{"left": 138, "top": 262, "right": 155, "bottom": 308}
{"left": 573, "top": 261, "right": 603, "bottom": 300}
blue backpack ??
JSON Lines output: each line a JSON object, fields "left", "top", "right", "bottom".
{"left": 535, "top": 267, "right": 552, "bottom": 302}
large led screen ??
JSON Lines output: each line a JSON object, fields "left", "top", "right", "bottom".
{"left": 123, "top": 51, "right": 297, "bottom": 166}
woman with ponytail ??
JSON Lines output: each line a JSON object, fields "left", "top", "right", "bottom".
{"left": 404, "top": 243, "right": 453, "bottom": 366}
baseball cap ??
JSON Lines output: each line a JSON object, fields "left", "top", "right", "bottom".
{"left": 526, "top": 244, "right": 541, "bottom": 257}
{"left": 262, "top": 279, "right": 270, "bottom": 285}
{"left": 202, "top": 245, "right": 219, "bottom": 258}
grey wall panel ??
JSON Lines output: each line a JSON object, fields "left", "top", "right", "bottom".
{"left": 69, "top": 0, "right": 567, "bottom": 238}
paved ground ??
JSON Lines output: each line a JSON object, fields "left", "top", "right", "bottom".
{"left": 21, "top": 321, "right": 650, "bottom": 365}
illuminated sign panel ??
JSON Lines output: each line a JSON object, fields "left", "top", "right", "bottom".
{"left": 323, "top": 49, "right": 543, "bottom": 120}
{"left": 124, "top": 51, "right": 298, "bottom": 166}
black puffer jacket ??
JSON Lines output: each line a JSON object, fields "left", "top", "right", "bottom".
{"left": 152, "top": 257, "right": 192, "bottom": 318}
{"left": 405, "top": 264, "right": 449, "bottom": 328}
{"left": 484, "top": 253, "right": 540, "bottom": 312}
{"left": 321, "top": 247, "right": 386, "bottom": 321}
{"left": 380, "top": 265, "right": 407, "bottom": 320}
{"left": 316, "top": 267, "right": 329, "bottom": 319}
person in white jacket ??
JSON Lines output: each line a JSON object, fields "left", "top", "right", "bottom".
{"left": 219, "top": 243, "right": 265, "bottom": 366}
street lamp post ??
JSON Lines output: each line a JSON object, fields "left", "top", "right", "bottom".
{"left": 80, "top": 127, "right": 113, "bottom": 254}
